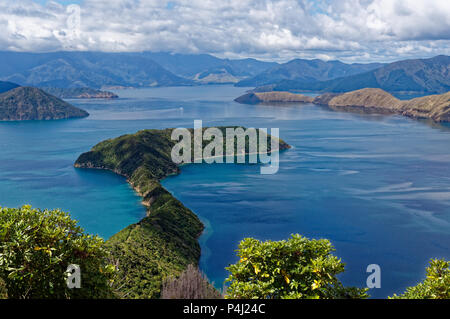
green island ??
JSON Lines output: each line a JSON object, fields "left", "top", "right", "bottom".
{"left": 74, "top": 127, "right": 290, "bottom": 298}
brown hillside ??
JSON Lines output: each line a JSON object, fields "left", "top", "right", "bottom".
{"left": 319, "top": 88, "right": 450, "bottom": 122}
{"left": 400, "top": 92, "right": 450, "bottom": 122}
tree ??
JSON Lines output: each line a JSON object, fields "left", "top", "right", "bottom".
{"left": 161, "top": 264, "right": 223, "bottom": 299}
{"left": 0, "top": 205, "right": 116, "bottom": 299}
{"left": 390, "top": 259, "right": 449, "bottom": 299}
{"left": 225, "top": 234, "right": 368, "bottom": 299}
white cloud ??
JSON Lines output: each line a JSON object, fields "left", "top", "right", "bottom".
{"left": 0, "top": 0, "right": 449, "bottom": 62}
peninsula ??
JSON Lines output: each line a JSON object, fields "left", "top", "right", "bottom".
{"left": 0, "top": 86, "right": 89, "bottom": 121}
{"left": 74, "top": 127, "right": 290, "bottom": 298}
{"left": 235, "top": 88, "right": 450, "bottom": 123}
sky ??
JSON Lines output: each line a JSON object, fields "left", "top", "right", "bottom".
{"left": 0, "top": 0, "right": 449, "bottom": 63}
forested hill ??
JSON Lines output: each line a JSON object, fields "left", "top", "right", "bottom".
{"left": 0, "top": 86, "right": 89, "bottom": 121}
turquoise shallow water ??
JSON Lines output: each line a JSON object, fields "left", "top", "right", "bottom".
{"left": 0, "top": 85, "right": 449, "bottom": 298}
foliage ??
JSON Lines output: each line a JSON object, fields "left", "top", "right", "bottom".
{"left": 0, "top": 206, "right": 116, "bottom": 299}
{"left": 161, "top": 264, "right": 222, "bottom": 299}
{"left": 390, "top": 259, "right": 450, "bottom": 299}
{"left": 225, "top": 234, "right": 368, "bottom": 299}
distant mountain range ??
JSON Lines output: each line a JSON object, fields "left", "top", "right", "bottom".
{"left": 0, "top": 52, "right": 194, "bottom": 89}
{"left": 138, "top": 52, "right": 277, "bottom": 84}
{"left": 257, "top": 55, "right": 450, "bottom": 94}
{"left": 235, "top": 59, "right": 385, "bottom": 87}
{"left": 0, "top": 86, "right": 89, "bottom": 121}
{"left": 0, "top": 52, "right": 276, "bottom": 88}
{"left": 0, "top": 52, "right": 448, "bottom": 94}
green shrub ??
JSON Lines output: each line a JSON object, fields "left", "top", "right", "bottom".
{"left": 390, "top": 259, "right": 449, "bottom": 299}
{"left": 225, "top": 234, "right": 368, "bottom": 299}
{"left": 0, "top": 205, "right": 116, "bottom": 299}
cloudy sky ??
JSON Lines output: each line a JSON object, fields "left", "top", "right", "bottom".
{"left": 1, "top": 0, "right": 449, "bottom": 62}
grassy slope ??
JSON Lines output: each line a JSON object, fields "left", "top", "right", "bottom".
{"left": 325, "top": 88, "right": 450, "bottom": 122}
{"left": 75, "top": 128, "right": 290, "bottom": 298}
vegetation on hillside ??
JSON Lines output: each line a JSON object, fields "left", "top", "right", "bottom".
{"left": 105, "top": 188, "right": 203, "bottom": 298}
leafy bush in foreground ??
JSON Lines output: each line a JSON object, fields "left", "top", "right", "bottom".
{"left": 390, "top": 259, "right": 449, "bottom": 299}
{"left": 161, "top": 264, "right": 222, "bottom": 299}
{"left": 225, "top": 234, "right": 368, "bottom": 299}
{"left": 0, "top": 206, "right": 115, "bottom": 299}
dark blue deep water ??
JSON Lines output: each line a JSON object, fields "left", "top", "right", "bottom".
{"left": 0, "top": 86, "right": 449, "bottom": 298}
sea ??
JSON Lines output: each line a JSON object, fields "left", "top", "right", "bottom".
{"left": 0, "top": 85, "right": 449, "bottom": 298}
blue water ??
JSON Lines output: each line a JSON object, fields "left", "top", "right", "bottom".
{"left": 0, "top": 86, "right": 449, "bottom": 298}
